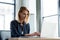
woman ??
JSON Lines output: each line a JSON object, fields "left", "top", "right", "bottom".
{"left": 10, "top": 6, "right": 40, "bottom": 37}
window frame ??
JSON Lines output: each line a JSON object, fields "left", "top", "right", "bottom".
{"left": 0, "top": 0, "right": 16, "bottom": 30}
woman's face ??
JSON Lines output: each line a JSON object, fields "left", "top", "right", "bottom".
{"left": 19, "top": 10, "right": 29, "bottom": 20}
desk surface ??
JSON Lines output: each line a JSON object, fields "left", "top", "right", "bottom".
{"left": 9, "top": 38, "right": 60, "bottom": 40}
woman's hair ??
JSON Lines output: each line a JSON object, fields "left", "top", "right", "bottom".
{"left": 18, "top": 6, "right": 29, "bottom": 23}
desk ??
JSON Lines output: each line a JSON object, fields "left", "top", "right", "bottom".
{"left": 9, "top": 38, "right": 60, "bottom": 40}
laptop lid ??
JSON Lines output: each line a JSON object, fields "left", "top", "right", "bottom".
{"left": 40, "top": 18, "right": 58, "bottom": 38}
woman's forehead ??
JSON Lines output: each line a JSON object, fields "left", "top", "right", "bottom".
{"left": 22, "top": 10, "right": 28, "bottom": 14}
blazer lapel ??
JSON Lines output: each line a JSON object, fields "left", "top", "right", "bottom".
{"left": 23, "top": 22, "right": 27, "bottom": 34}
{"left": 18, "top": 24, "right": 22, "bottom": 34}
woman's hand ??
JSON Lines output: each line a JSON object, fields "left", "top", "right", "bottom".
{"left": 24, "top": 32, "right": 36, "bottom": 36}
{"left": 34, "top": 32, "right": 40, "bottom": 36}
{"left": 24, "top": 17, "right": 28, "bottom": 24}
{"left": 30, "top": 32, "right": 40, "bottom": 36}
{"left": 25, "top": 32, "right": 40, "bottom": 36}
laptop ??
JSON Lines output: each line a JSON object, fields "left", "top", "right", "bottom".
{"left": 40, "top": 21, "right": 58, "bottom": 38}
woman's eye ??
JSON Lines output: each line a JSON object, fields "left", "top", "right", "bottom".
{"left": 27, "top": 14, "right": 29, "bottom": 15}
{"left": 23, "top": 13, "right": 25, "bottom": 15}
{"left": 22, "top": 13, "right": 29, "bottom": 16}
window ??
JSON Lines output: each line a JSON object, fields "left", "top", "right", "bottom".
{"left": 41, "top": 0, "right": 58, "bottom": 36}
{"left": 0, "top": 0, "right": 14, "bottom": 3}
{"left": 0, "top": 0, "right": 15, "bottom": 30}
{"left": 41, "top": 0, "right": 58, "bottom": 26}
{"left": 42, "top": 0, "right": 58, "bottom": 17}
{"left": 41, "top": 0, "right": 59, "bottom": 37}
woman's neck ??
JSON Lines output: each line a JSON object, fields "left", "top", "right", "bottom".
{"left": 19, "top": 19, "right": 24, "bottom": 26}
{"left": 20, "top": 19, "right": 24, "bottom": 24}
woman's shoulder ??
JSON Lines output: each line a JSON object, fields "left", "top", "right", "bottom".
{"left": 10, "top": 20, "right": 18, "bottom": 28}
{"left": 11, "top": 20, "right": 17, "bottom": 22}
{"left": 26, "top": 23, "right": 30, "bottom": 27}
{"left": 26, "top": 23, "right": 30, "bottom": 25}
{"left": 11, "top": 20, "right": 18, "bottom": 24}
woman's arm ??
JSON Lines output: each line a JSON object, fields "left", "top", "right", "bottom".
{"left": 25, "top": 32, "right": 40, "bottom": 36}
{"left": 25, "top": 33, "right": 35, "bottom": 36}
{"left": 25, "top": 23, "right": 40, "bottom": 36}
{"left": 10, "top": 20, "right": 20, "bottom": 37}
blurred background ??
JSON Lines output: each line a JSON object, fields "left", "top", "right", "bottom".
{"left": 0, "top": 0, "right": 60, "bottom": 40}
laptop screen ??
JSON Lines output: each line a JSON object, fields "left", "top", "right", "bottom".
{"left": 40, "top": 17, "right": 58, "bottom": 38}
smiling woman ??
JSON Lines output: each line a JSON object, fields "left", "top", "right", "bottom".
{"left": 18, "top": 7, "right": 29, "bottom": 24}
{"left": 10, "top": 6, "right": 40, "bottom": 37}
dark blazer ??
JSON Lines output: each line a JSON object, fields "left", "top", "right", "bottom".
{"left": 10, "top": 20, "right": 30, "bottom": 37}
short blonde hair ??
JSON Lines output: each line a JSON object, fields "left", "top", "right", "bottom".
{"left": 18, "top": 6, "right": 29, "bottom": 23}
